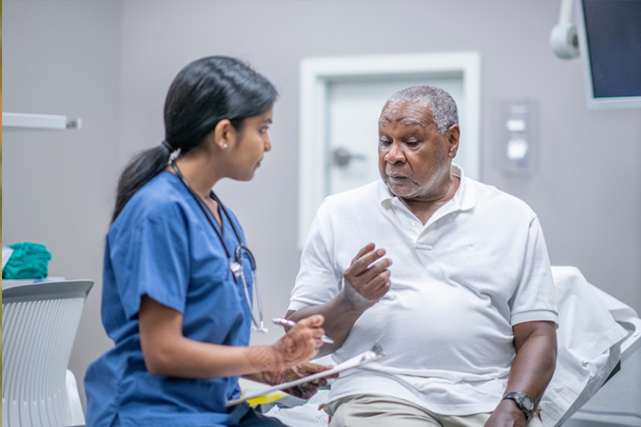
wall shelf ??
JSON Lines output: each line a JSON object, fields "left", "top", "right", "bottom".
{"left": 2, "top": 112, "right": 82, "bottom": 130}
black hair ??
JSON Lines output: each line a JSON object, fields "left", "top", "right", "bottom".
{"left": 111, "top": 56, "right": 278, "bottom": 223}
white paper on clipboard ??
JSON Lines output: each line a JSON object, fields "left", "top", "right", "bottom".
{"left": 225, "top": 343, "right": 385, "bottom": 407}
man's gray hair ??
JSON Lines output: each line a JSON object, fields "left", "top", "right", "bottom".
{"left": 387, "top": 85, "right": 458, "bottom": 134}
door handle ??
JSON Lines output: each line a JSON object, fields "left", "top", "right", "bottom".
{"left": 332, "top": 147, "right": 366, "bottom": 167}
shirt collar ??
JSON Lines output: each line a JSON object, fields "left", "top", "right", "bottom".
{"left": 378, "top": 163, "right": 476, "bottom": 211}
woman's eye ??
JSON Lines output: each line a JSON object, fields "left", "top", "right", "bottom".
{"left": 260, "top": 127, "right": 269, "bottom": 134}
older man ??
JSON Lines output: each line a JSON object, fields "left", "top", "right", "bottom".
{"left": 286, "top": 86, "right": 558, "bottom": 427}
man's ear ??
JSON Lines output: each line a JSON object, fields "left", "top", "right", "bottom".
{"left": 212, "top": 119, "right": 237, "bottom": 151}
{"left": 446, "top": 125, "right": 460, "bottom": 159}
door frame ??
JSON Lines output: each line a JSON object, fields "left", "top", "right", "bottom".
{"left": 298, "top": 52, "right": 481, "bottom": 248}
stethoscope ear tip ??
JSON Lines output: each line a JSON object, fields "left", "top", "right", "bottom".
{"left": 252, "top": 326, "right": 269, "bottom": 334}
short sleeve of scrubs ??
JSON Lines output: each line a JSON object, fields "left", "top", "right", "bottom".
{"left": 109, "top": 202, "right": 190, "bottom": 319}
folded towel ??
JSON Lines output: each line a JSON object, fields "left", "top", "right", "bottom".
{"left": 2, "top": 242, "right": 52, "bottom": 280}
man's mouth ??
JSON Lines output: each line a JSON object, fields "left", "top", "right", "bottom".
{"left": 387, "top": 174, "right": 408, "bottom": 181}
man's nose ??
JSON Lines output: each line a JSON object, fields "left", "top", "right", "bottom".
{"left": 384, "top": 142, "right": 405, "bottom": 163}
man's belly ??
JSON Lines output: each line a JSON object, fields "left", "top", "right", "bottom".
{"left": 333, "top": 279, "right": 515, "bottom": 379}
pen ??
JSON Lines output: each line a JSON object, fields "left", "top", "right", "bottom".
{"left": 272, "top": 318, "right": 334, "bottom": 344}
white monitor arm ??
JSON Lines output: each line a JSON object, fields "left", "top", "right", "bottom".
{"left": 550, "top": 0, "right": 580, "bottom": 59}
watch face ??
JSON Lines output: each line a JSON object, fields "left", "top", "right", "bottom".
{"left": 521, "top": 395, "right": 534, "bottom": 411}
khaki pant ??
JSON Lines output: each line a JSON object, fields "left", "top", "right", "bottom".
{"left": 324, "top": 394, "right": 545, "bottom": 427}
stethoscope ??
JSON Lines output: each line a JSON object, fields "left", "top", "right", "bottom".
{"left": 170, "top": 159, "right": 268, "bottom": 334}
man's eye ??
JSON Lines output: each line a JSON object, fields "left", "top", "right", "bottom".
{"left": 406, "top": 140, "right": 419, "bottom": 147}
{"left": 380, "top": 139, "right": 391, "bottom": 146}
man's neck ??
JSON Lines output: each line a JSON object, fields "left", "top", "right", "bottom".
{"left": 399, "top": 176, "right": 460, "bottom": 225}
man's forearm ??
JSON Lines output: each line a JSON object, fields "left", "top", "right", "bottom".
{"left": 286, "top": 290, "right": 368, "bottom": 357}
{"left": 505, "top": 322, "right": 557, "bottom": 406}
{"left": 486, "top": 321, "right": 557, "bottom": 426}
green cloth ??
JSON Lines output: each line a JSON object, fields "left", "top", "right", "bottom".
{"left": 2, "top": 242, "right": 52, "bottom": 280}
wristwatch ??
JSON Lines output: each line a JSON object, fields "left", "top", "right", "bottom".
{"left": 502, "top": 392, "right": 535, "bottom": 420}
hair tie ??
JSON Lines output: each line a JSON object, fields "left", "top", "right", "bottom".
{"left": 161, "top": 140, "right": 174, "bottom": 152}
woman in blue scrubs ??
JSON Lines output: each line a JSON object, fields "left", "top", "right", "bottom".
{"left": 85, "top": 56, "right": 328, "bottom": 427}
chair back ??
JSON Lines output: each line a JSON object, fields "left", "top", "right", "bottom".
{"left": 2, "top": 279, "right": 93, "bottom": 427}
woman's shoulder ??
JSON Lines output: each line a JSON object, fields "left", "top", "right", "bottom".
{"left": 112, "top": 172, "right": 192, "bottom": 230}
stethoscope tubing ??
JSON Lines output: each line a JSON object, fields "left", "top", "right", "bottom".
{"left": 169, "top": 160, "right": 267, "bottom": 333}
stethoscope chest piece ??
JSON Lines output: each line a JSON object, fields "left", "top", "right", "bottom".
{"left": 230, "top": 261, "right": 243, "bottom": 279}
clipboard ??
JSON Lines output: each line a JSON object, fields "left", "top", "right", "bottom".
{"left": 225, "top": 342, "right": 385, "bottom": 407}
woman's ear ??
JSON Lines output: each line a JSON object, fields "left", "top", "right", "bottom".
{"left": 212, "top": 119, "right": 236, "bottom": 151}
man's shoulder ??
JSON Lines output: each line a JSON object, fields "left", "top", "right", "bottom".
{"left": 467, "top": 178, "right": 536, "bottom": 218}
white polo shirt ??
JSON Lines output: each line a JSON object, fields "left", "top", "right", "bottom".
{"left": 289, "top": 165, "right": 558, "bottom": 415}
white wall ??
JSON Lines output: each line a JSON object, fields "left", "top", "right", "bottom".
{"left": 4, "top": 0, "right": 641, "bottom": 407}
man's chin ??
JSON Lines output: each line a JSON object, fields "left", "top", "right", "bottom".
{"left": 386, "top": 182, "right": 415, "bottom": 199}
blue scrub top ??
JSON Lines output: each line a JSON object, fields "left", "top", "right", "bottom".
{"left": 85, "top": 171, "right": 254, "bottom": 427}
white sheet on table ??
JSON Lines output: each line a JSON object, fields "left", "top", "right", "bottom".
{"left": 540, "top": 266, "right": 633, "bottom": 427}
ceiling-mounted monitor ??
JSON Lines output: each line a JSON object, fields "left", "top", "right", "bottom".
{"left": 575, "top": 0, "right": 641, "bottom": 110}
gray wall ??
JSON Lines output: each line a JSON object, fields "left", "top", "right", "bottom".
{"left": 4, "top": 0, "right": 641, "bottom": 408}
{"left": 3, "top": 0, "right": 122, "bottom": 407}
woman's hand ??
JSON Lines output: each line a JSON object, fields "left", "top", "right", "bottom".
{"left": 270, "top": 314, "right": 326, "bottom": 370}
{"left": 260, "top": 362, "right": 337, "bottom": 399}
{"left": 244, "top": 315, "right": 325, "bottom": 374}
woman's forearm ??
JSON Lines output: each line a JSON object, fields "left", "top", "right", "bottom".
{"left": 139, "top": 295, "right": 324, "bottom": 378}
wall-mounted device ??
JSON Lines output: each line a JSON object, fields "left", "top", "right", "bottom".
{"left": 575, "top": 0, "right": 641, "bottom": 110}
{"left": 550, "top": 0, "right": 580, "bottom": 60}
{"left": 550, "top": 0, "right": 641, "bottom": 110}
{"left": 2, "top": 112, "right": 82, "bottom": 130}
{"left": 495, "top": 99, "right": 537, "bottom": 177}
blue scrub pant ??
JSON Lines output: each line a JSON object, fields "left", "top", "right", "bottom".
{"left": 109, "top": 407, "right": 287, "bottom": 427}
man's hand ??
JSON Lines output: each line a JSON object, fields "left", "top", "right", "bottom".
{"left": 342, "top": 243, "right": 393, "bottom": 310}
{"left": 286, "top": 243, "right": 393, "bottom": 357}
{"left": 260, "top": 362, "right": 337, "bottom": 399}
{"left": 484, "top": 399, "right": 528, "bottom": 427}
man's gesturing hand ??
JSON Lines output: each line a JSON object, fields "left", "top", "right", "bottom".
{"left": 342, "top": 243, "right": 392, "bottom": 311}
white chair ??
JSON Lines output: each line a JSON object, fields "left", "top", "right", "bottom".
{"left": 2, "top": 279, "right": 93, "bottom": 427}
